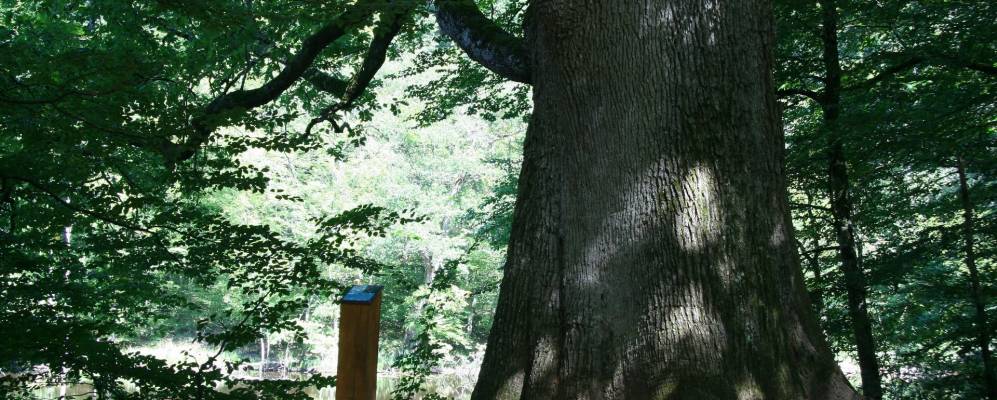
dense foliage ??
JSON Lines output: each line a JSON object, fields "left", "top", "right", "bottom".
{"left": 0, "top": 0, "right": 993, "bottom": 399}
{"left": 777, "top": 0, "right": 995, "bottom": 398}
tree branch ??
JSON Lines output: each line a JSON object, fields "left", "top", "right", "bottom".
{"left": 340, "top": 8, "right": 409, "bottom": 109}
{"left": 801, "top": 245, "right": 841, "bottom": 255}
{"left": 790, "top": 202, "right": 832, "bottom": 212}
{"left": 939, "top": 57, "right": 997, "bottom": 76}
{"left": 302, "top": 69, "right": 350, "bottom": 95}
{"left": 434, "top": 0, "right": 531, "bottom": 84}
{"left": 306, "top": 6, "right": 411, "bottom": 135}
{"left": 776, "top": 88, "right": 825, "bottom": 103}
{"left": 164, "top": 3, "right": 382, "bottom": 164}
{"left": 845, "top": 57, "right": 926, "bottom": 92}
{"left": 845, "top": 53, "right": 995, "bottom": 92}
{"left": 3, "top": 175, "right": 154, "bottom": 234}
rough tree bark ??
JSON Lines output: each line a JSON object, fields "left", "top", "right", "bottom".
{"left": 818, "top": 0, "right": 884, "bottom": 397}
{"left": 450, "top": 1, "right": 860, "bottom": 399}
{"left": 956, "top": 157, "right": 997, "bottom": 400}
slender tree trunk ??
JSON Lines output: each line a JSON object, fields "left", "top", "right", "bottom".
{"left": 827, "top": 138, "right": 881, "bottom": 399}
{"left": 801, "top": 194, "right": 827, "bottom": 318}
{"left": 260, "top": 336, "right": 268, "bottom": 372}
{"left": 1, "top": 178, "right": 14, "bottom": 240}
{"left": 467, "top": 296, "right": 476, "bottom": 335}
{"left": 283, "top": 343, "right": 292, "bottom": 378}
{"left": 956, "top": 157, "right": 997, "bottom": 400}
{"left": 810, "top": 256, "right": 826, "bottom": 318}
{"left": 818, "top": 0, "right": 883, "bottom": 397}
{"left": 423, "top": 251, "right": 437, "bottom": 285}
{"left": 471, "top": 1, "right": 858, "bottom": 399}
{"left": 404, "top": 251, "right": 439, "bottom": 348}
{"left": 61, "top": 197, "right": 72, "bottom": 399}
{"left": 799, "top": 242, "right": 826, "bottom": 318}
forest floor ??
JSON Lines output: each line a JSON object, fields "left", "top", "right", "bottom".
{"left": 25, "top": 339, "right": 480, "bottom": 399}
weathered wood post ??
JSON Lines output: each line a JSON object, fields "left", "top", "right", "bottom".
{"left": 336, "top": 285, "right": 383, "bottom": 400}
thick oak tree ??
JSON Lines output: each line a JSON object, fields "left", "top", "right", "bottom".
{"left": 442, "top": 1, "right": 858, "bottom": 398}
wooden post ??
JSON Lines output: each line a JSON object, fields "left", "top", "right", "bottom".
{"left": 336, "top": 285, "right": 383, "bottom": 400}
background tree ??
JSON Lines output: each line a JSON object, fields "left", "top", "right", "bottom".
{"left": 776, "top": 0, "right": 996, "bottom": 398}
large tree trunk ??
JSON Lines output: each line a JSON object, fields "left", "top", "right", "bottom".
{"left": 818, "top": 0, "right": 883, "bottom": 397}
{"left": 956, "top": 157, "right": 997, "bottom": 400}
{"left": 470, "top": 1, "right": 858, "bottom": 399}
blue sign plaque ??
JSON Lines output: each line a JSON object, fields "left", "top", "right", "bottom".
{"left": 341, "top": 285, "right": 383, "bottom": 304}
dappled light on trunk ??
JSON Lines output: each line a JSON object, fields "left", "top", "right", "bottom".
{"left": 470, "top": 1, "right": 858, "bottom": 398}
